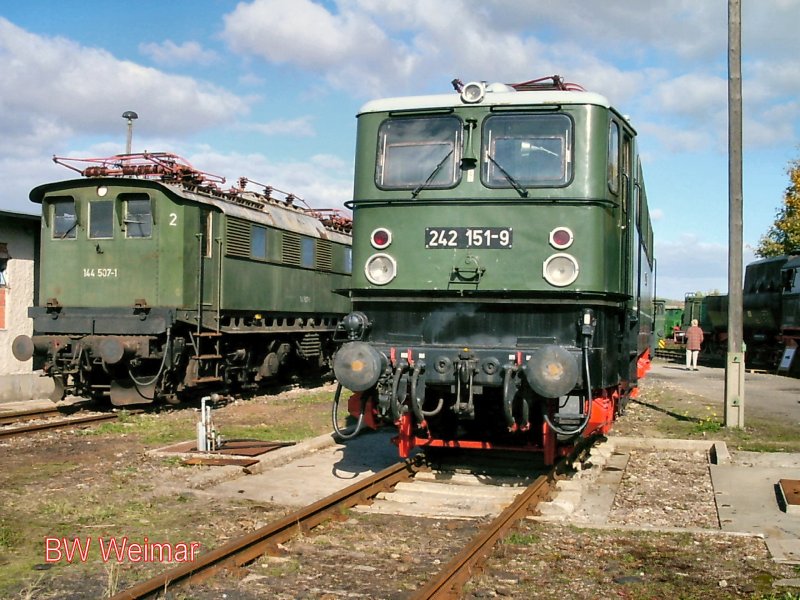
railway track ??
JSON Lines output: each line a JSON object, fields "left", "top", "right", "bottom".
{"left": 0, "top": 406, "right": 62, "bottom": 426}
{"left": 0, "top": 407, "right": 130, "bottom": 439}
{"left": 109, "top": 457, "right": 424, "bottom": 600}
{"left": 110, "top": 444, "right": 584, "bottom": 599}
{"left": 655, "top": 347, "right": 684, "bottom": 361}
{"left": 411, "top": 470, "right": 557, "bottom": 600}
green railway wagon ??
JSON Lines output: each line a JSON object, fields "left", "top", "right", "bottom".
{"left": 654, "top": 300, "right": 683, "bottom": 340}
{"left": 13, "top": 153, "right": 351, "bottom": 405}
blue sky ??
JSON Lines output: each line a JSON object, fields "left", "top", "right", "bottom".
{"left": 1, "top": 0, "right": 798, "bottom": 299}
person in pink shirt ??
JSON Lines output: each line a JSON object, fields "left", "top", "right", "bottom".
{"left": 685, "top": 319, "right": 704, "bottom": 371}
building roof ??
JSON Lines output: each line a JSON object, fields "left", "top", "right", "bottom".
{"left": 0, "top": 209, "right": 40, "bottom": 223}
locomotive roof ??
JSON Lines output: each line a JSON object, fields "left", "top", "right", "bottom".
{"left": 358, "top": 85, "right": 612, "bottom": 116}
{"left": 29, "top": 177, "right": 352, "bottom": 245}
{"left": 181, "top": 184, "right": 352, "bottom": 245}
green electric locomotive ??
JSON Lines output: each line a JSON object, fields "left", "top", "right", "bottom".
{"left": 13, "top": 153, "right": 352, "bottom": 405}
{"left": 332, "top": 76, "right": 654, "bottom": 464}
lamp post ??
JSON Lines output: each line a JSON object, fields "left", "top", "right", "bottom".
{"left": 122, "top": 111, "right": 138, "bottom": 154}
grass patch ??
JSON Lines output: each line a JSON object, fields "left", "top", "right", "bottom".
{"left": 0, "top": 491, "right": 226, "bottom": 596}
{"left": 505, "top": 532, "right": 540, "bottom": 545}
{"left": 220, "top": 423, "right": 325, "bottom": 443}
{"left": 272, "top": 389, "right": 336, "bottom": 406}
{"left": 0, "top": 518, "right": 21, "bottom": 549}
{"left": 3, "top": 460, "right": 81, "bottom": 492}
{"left": 80, "top": 413, "right": 195, "bottom": 445}
{"left": 626, "top": 386, "right": 800, "bottom": 453}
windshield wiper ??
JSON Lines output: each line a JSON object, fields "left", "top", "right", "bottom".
{"left": 486, "top": 154, "right": 528, "bottom": 198}
{"left": 411, "top": 149, "right": 454, "bottom": 199}
{"left": 60, "top": 221, "right": 78, "bottom": 239}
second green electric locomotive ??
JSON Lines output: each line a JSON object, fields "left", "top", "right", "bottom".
{"left": 13, "top": 153, "right": 352, "bottom": 405}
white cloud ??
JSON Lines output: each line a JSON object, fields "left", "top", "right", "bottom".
{"left": 654, "top": 234, "right": 757, "bottom": 299}
{"left": 649, "top": 74, "right": 727, "bottom": 120}
{"left": 241, "top": 117, "right": 316, "bottom": 137}
{"left": 476, "top": 0, "right": 727, "bottom": 62}
{"left": 139, "top": 40, "right": 219, "bottom": 66}
{"left": 186, "top": 147, "right": 353, "bottom": 211}
{"left": 0, "top": 18, "right": 249, "bottom": 145}
{"left": 638, "top": 122, "right": 715, "bottom": 154}
{"left": 219, "top": 0, "right": 798, "bottom": 157}
{"left": 1, "top": 140, "right": 354, "bottom": 217}
{"left": 222, "top": 0, "right": 418, "bottom": 96}
{"left": 0, "top": 17, "right": 254, "bottom": 214}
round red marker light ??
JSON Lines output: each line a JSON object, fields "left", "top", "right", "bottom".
{"left": 549, "top": 227, "right": 574, "bottom": 250}
{"left": 371, "top": 228, "right": 392, "bottom": 249}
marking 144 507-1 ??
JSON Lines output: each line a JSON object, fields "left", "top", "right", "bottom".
{"left": 83, "top": 268, "right": 118, "bottom": 278}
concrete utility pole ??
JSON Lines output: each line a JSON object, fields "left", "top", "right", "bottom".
{"left": 725, "top": 0, "right": 745, "bottom": 428}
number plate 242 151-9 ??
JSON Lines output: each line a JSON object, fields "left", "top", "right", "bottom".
{"left": 425, "top": 227, "right": 513, "bottom": 249}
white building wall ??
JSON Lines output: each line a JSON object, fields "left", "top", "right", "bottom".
{"left": 0, "top": 213, "right": 54, "bottom": 402}
{"left": 0, "top": 219, "right": 36, "bottom": 374}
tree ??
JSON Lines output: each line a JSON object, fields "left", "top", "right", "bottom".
{"left": 755, "top": 157, "right": 800, "bottom": 257}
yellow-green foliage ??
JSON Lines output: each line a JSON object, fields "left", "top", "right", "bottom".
{"left": 757, "top": 158, "right": 800, "bottom": 257}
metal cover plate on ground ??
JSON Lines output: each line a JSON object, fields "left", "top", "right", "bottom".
{"left": 182, "top": 457, "right": 260, "bottom": 468}
{"left": 159, "top": 439, "right": 294, "bottom": 457}
{"left": 779, "top": 479, "right": 800, "bottom": 514}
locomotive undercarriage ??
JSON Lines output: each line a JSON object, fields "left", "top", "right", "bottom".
{"left": 16, "top": 306, "right": 340, "bottom": 406}
{"left": 333, "top": 299, "right": 643, "bottom": 464}
{"left": 336, "top": 342, "right": 625, "bottom": 464}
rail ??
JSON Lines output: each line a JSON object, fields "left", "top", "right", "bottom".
{"left": 110, "top": 456, "right": 424, "bottom": 600}
{"left": 412, "top": 438, "right": 593, "bottom": 599}
{"left": 411, "top": 471, "right": 557, "bottom": 599}
{"left": 0, "top": 411, "right": 134, "bottom": 439}
{"left": 0, "top": 406, "right": 61, "bottom": 426}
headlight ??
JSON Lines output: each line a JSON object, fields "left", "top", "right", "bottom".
{"left": 365, "top": 253, "right": 397, "bottom": 285}
{"left": 543, "top": 253, "right": 579, "bottom": 287}
{"left": 460, "top": 81, "right": 486, "bottom": 104}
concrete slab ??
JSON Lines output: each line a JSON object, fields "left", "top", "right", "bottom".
{"left": 711, "top": 460, "right": 800, "bottom": 564}
{"left": 361, "top": 478, "right": 522, "bottom": 519}
{"left": 567, "top": 450, "right": 629, "bottom": 525}
{"left": 203, "top": 429, "right": 403, "bottom": 507}
{"left": 0, "top": 398, "right": 57, "bottom": 412}
{"left": 711, "top": 464, "right": 800, "bottom": 533}
{"left": 199, "top": 430, "right": 540, "bottom": 520}
{"left": 537, "top": 437, "right": 800, "bottom": 563}
{"left": 0, "top": 373, "right": 55, "bottom": 403}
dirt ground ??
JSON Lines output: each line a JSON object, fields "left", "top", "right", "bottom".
{"left": 1, "top": 371, "right": 800, "bottom": 599}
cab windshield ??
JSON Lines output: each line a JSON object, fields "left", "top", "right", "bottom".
{"left": 375, "top": 116, "right": 461, "bottom": 190}
{"left": 482, "top": 114, "right": 572, "bottom": 189}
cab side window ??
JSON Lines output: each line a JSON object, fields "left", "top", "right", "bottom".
{"left": 52, "top": 197, "right": 78, "bottom": 239}
{"left": 89, "top": 201, "right": 113, "bottom": 239}
{"left": 123, "top": 195, "right": 153, "bottom": 238}
{"left": 608, "top": 122, "right": 620, "bottom": 194}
